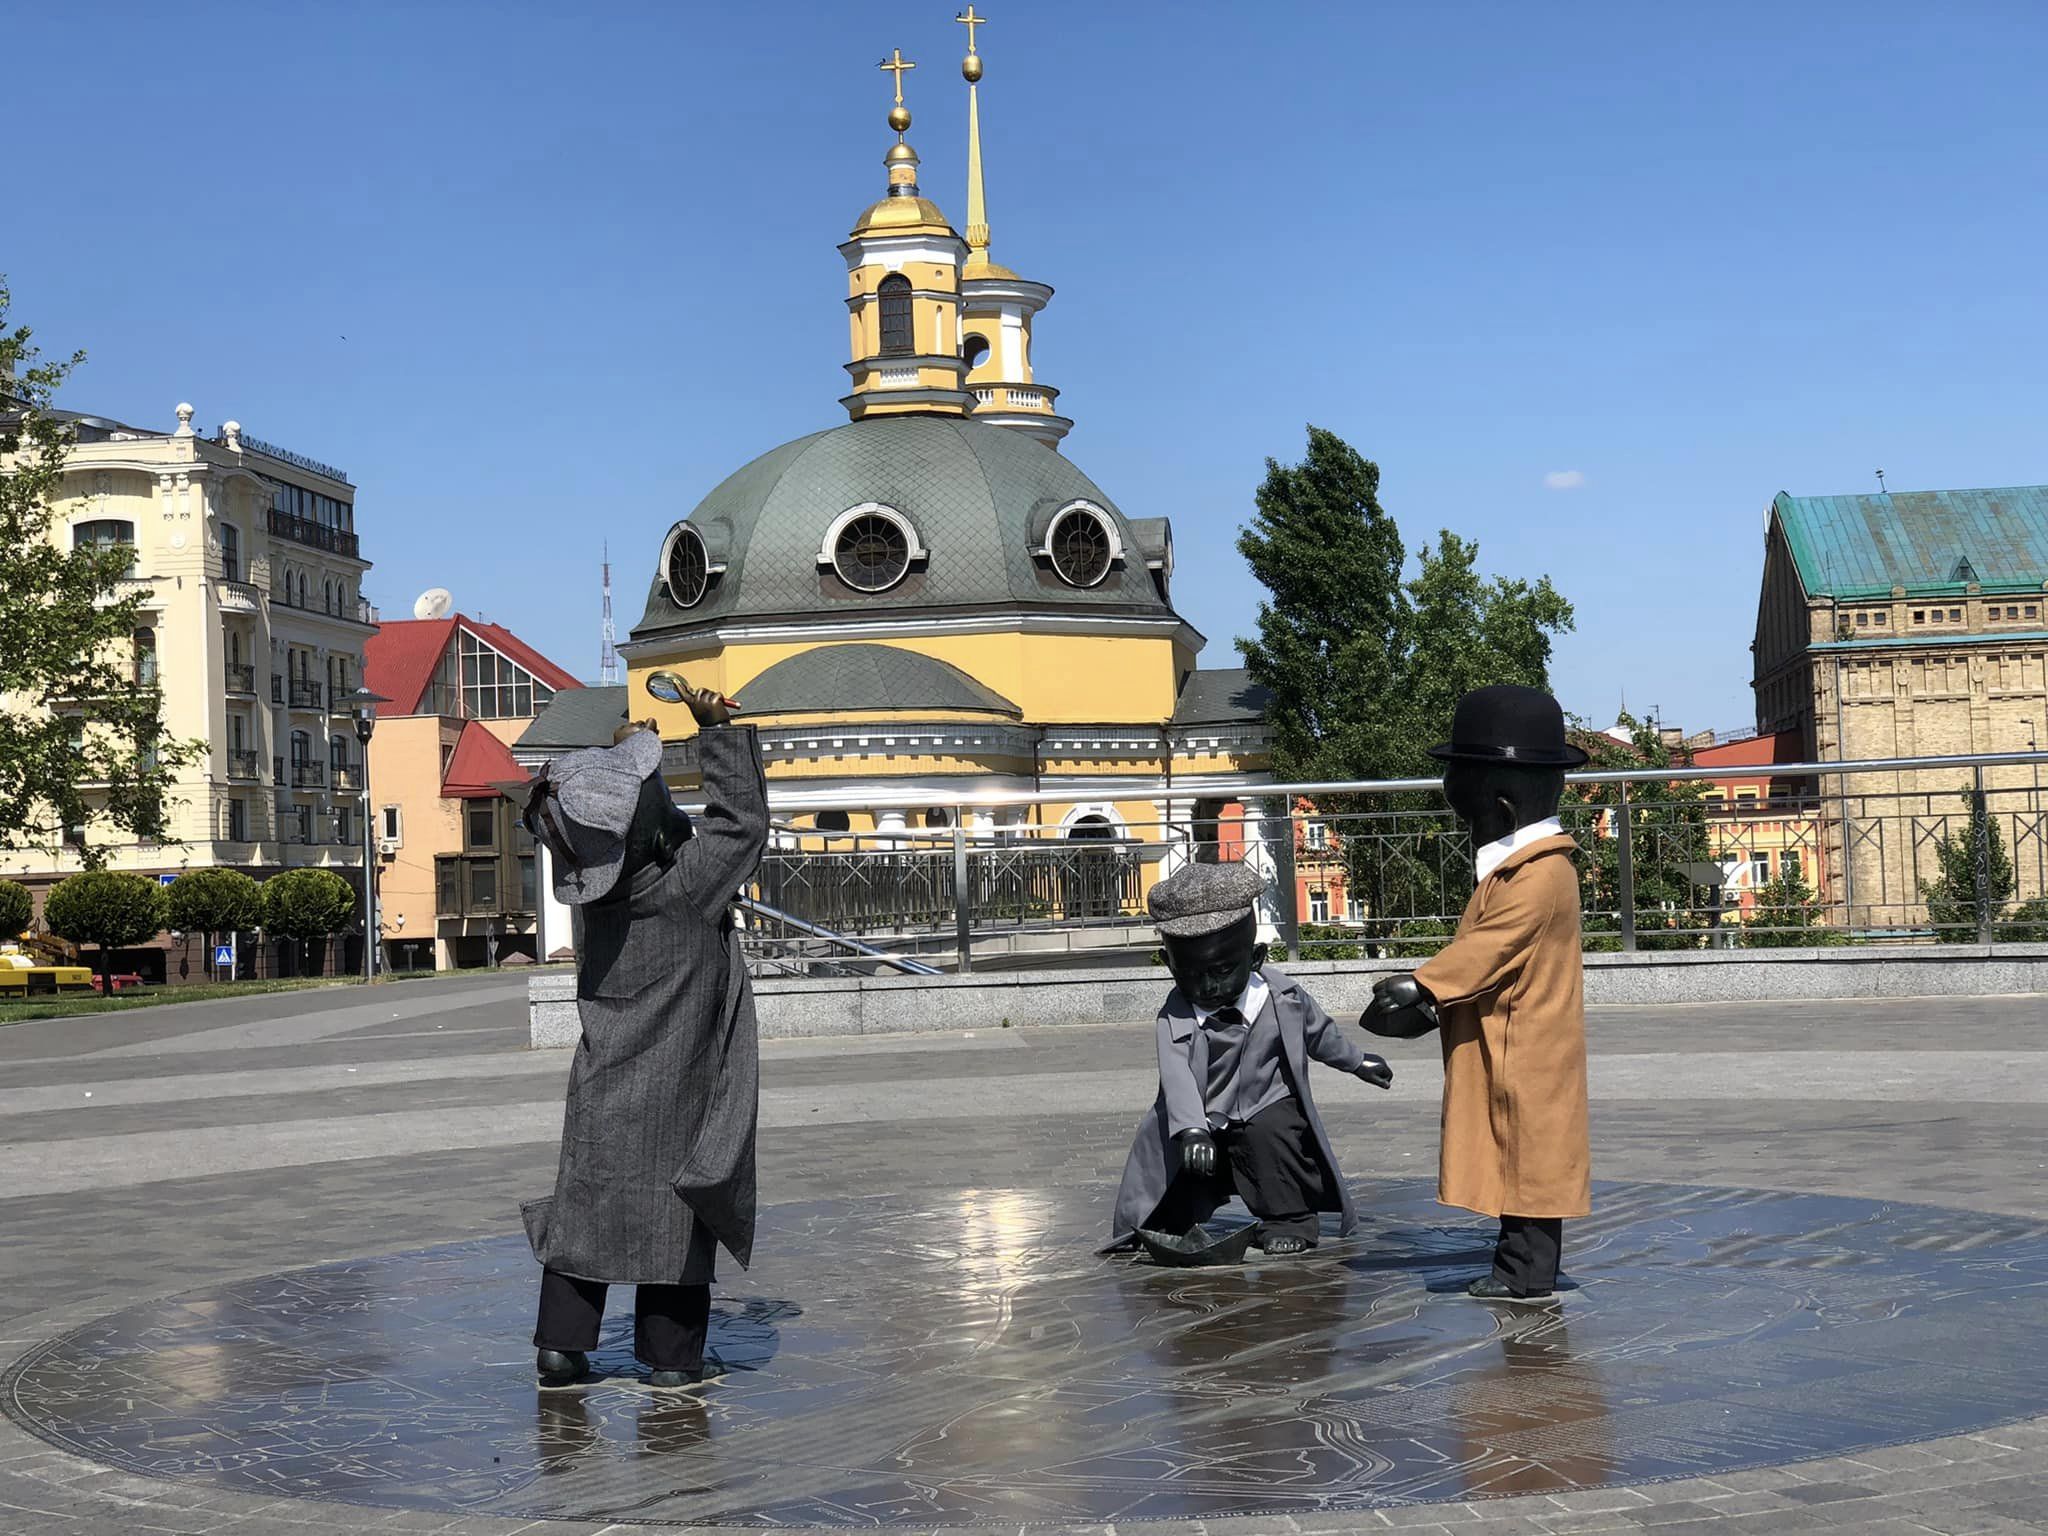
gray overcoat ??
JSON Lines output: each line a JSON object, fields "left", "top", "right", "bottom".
{"left": 1107, "top": 965, "right": 1369, "bottom": 1247}
{"left": 522, "top": 725, "right": 768, "bottom": 1285}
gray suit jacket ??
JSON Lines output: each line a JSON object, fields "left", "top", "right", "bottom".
{"left": 1108, "top": 965, "right": 1368, "bottom": 1247}
{"left": 522, "top": 725, "right": 768, "bottom": 1284}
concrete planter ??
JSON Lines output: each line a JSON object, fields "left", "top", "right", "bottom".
{"left": 528, "top": 943, "right": 2048, "bottom": 1048}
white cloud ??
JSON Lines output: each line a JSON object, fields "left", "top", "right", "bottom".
{"left": 1543, "top": 470, "right": 1587, "bottom": 491}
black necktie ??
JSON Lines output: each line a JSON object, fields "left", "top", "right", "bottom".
{"left": 1208, "top": 1006, "right": 1246, "bottom": 1031}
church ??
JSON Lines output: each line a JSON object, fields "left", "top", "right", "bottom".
{"left": 526, "top": 14, "right": 1275, "bottom": 940}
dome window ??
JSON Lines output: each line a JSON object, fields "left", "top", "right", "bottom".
{"left": 1044, "top": 501, "right": 1121, "bottom": 589}
{"left": 822, "top": 503, "right": 924, "bottom": 594}
{"left": 660, "top": 522, "right": 719, "bottom": 609}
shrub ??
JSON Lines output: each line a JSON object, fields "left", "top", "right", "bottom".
{"left": 42, "top": 871, "right": 167, "bottom": 987}
{"left": 1996, "top": 895, "right": 2048, "bottom": 944}
{"left": 0, "top": 879, "right": 32, "bottom": 939}
{"left": 165, "top": 869, "right": 262, "bottom": 941}
{"left": 261, "top": 868, "right": 357, "bottom": 943}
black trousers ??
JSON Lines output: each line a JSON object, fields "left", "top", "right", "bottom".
{"left": 1150, "top": 1096, "right": 1332, "bottom": 1245}
{"left": 1492, "top": 1216, "right": 1563, "bottom": 1295}
{"left": 533, "top": 1268, "right": 711, "bottom": 1373}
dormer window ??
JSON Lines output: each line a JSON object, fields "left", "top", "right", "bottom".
{"left": 1041, "top": 501, "right": 1121, "bottom": 588}
{"left": 821, "top": 503, "right": 923, "bottom": 593}
{"left": 878, "top": 274, "right": 913, "bottom": 357}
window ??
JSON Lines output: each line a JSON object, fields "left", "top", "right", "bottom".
{"left": 290, "top": 729, "right": 311, "bottom": 764}
{"left": 519, "top": 854, "right": 538, "bottom": 912}
{"left": 1949, "top": 608, "right": 1962, "bottom": 622}
{"left": 826, "top": 505, "right": 919, "bottom": 592}
{"left": 221, "top": 522, "right": 240, "bottom": 582}
{"left": 1782, "top": 850, "right": 1803, "bottom": 884}
{"left": 815, "top": 810, "right": 851, "bottom": 834}
{"left": 1751, "top": 852, "right": 1772, "bottom": 884}
{"left": 1874, "top": 611, "right": 1888, "bottom": 626}
{"left": 1304, "top": 820, "right": 1329, "bottom": 851}
{"left": 132, "top": 628, "right": 157, "bottom": 687}
{"left": 335, "top": 806, "right": 352, "bottom": 847}
{"left": 1308, "top": 889, "right": 1330, "bottom": 923}
{"left": 962, "top": 333, "right": 990, "bottom": 371}
{"left": 226, "top": 798, "right": 248, "bottom": 841}
{"left": 925, "top": 807, "right": 953, "bottom": 829}
{"left": 467, "top": 804, "right": 497, "bottom": 850}
{"left": 1044, "top": 502, "right": 1119, "bottom": 588}
{"left": 1913, "top": 610, "right": 1926, "bottom": 624}
{"left": 663, "top": 522, "right": 712, "bottom": 608}
{"left": 2008, "top": 606, "right": 2021, "bottom": 620}
{"left": 1856, "top": 612, "right": 1868, "bottom": 628}
{"left": 455, "top": 630, "right": 558, "bottom": 719}
{"left": 1345, "top": 892, "right": 1366, "bottom": 923}
{"left": 293, "top": 805, "right": 312, "bottom": 842}
{"left": 73, "top": 519, "right": 137, "bottom": 575}
{"left": 380, "top": 804, "right": 403, "bottom": 844}
{"left": 877, "top": 273, "right": 913, "bottom": 356}
{"left": 468, "top": 859, "right": 498, "bottom": 910}
{"left": 436, "top": 857, "right": 459, "bottom": 915}
{"left": 323, "top": 579, "right": 334, "bottom": 614}
{"left": 2028, "top": 605, "right": 2040, "bottom": 620}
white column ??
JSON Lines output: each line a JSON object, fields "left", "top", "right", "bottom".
{"left": 537, "top": 842, "right": 575, "bottom": 962}
{"left": 1237, "top": 796, "right": 1284, "bottom": 946}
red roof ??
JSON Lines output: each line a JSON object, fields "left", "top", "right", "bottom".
{"left": 441, "top": 720, "right": 529, "bottom": 799}
{"left": 363, "top": 615, "right": 583, "bottom": 717}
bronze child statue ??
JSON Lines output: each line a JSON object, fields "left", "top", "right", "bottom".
{"left": 1362, "top": 684, "right": 1592, "bottom": 1300}
{"left": 1109, "top": 861, "right": 1393, "bottom": 1261}
{"left": 519, "top": 677, "right": 767, "bottom": 1387}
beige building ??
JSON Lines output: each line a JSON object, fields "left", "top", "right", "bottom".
{"left": 363, "top": 613, "right": 581, "bottom": 972}
{"left": 0, "top": 403, "right": 373, "bottom": 980}
{"left": 1752, "top": 484, "right": 2048, "bottom": 931}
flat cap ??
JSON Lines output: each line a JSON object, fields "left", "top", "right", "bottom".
{"left": 1148, "top": 860, "right": 1267, "bottom": 938}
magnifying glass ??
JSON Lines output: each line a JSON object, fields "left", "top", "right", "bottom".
{"left": 647, "top": 671, "right": 740, "bottom": 710}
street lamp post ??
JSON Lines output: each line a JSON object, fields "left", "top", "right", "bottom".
{"left": 345, "top": 687, "right": 390, "bottom": 982}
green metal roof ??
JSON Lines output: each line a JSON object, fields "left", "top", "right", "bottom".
{"left": 740, "top": 644, "right": 1021, "bottom": 717}
{"left": 631, "top": 415, "right": 1178, "bottom": 638}
{"left": 1775, "top": 485, "right": 2048, "bottom": 599}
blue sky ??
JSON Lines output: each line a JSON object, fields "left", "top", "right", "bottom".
{"left": 9, "top": 2, "right": 2043, "bottom": 734}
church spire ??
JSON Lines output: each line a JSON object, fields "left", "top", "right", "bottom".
{"left": 958, "top": 7, "right": 991, "bottom": 265}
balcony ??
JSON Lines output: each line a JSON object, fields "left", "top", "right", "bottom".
{"left": 331, "top": 762, "right": 362, "bottom": 792}
{"left": 288, "top": 680, "right": 324, "bottom": 711}
{"left": 217, "top": 580, "right": 262, "bottom": 614}
{"left": 227, "top": 750, "right": 261, "bottom": 782}
{"left": 268, "top": 508, "right": 361, "bottom": 560}
{"left": 291, "top": 761, "right": 326, "bottom": 789}
{"left": 225, "top": 662, "right": 257, "bottom": 695}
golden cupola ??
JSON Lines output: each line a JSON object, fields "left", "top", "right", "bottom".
{"left": 954, "top": 7, "right": 1072, "bottom": 450}
{"left": 839, "top": 49, "right": 976, "bottom": 423}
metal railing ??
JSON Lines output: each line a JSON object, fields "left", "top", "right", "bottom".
{"left": 226, "top": 750, "right": 260, "bottom": 782}
{"left": 288, "top": 679, "right": 324, "bottom": 711}
{"left": 716, "top": 749, "right": 2048, "bottom": 973}
{"left": 291, "top": 761, "right": 325, "bottom": 788}
{"left": 331, "top": 762, "right": 361, "bottom": 792}
{"left": 224, "top": 662, "right": 256, "bottom": 694}
{"left": 267, "top": 508, "right": 360, "bottom": 559}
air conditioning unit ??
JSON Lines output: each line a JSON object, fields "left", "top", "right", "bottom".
{"left": 377, "top": 838, "right": 400, "bottom": 856}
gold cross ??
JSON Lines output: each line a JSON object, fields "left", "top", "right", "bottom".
{"left": 956, "top": 6, "right": 987, "bottom": 53}
{"left": 878, "top": 47, "right": 917, "bottom": 105}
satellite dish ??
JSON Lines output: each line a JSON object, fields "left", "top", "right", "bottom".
{"left": 413, "top": 588, "right": 453, "bottom": 620}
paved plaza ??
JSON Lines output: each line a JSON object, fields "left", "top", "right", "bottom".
{"left": 2, "top": 976, "right": 2046, "bottom": 1535}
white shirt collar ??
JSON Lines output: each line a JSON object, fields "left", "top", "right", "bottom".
{"left": 1475, "top": 817, "right": 1564, "bottom": 883}
{"left": 1195, "top": 971, "right": 1270, "bottom": 1027}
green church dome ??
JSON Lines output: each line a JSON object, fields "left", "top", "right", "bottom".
{"left": 632, "top": 416, "right": 1176, "bottom": 640}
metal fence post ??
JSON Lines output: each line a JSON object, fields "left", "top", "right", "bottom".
{"left": 1274, "top": 800, "right": 1302, "bottom": 964}
{"left": 1617, "top": 782, "right": 1637, "bottom": 952}
{"left": 953, "top": 821, "right": 973, "bottom": 974}
{"left": 1972, "top": 767, "right": 1993, "bottom": 946}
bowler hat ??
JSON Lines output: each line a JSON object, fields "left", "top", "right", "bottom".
{"left": 1427, "top": 685, "right": 1589, "bottom": 768}
{"left": 525, "top": 728, "right": 664, "bottom": 905}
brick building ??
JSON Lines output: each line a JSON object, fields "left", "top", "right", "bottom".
{"left": 1752, "top": 484, "right": 2048, "bottom": 929}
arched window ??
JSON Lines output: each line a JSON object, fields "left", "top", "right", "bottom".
{"left": 74, "top": 519, "right": 137, "bottom": 576}
{"left": 877, "top": 274, "right": 913, "bottom": 357}
{"left": 323, "top": 579, "right": 334, "bottom": 614}
{"left": 815, "top": 810, "right": 851, "bottom": 835}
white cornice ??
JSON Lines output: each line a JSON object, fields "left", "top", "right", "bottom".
{"left": 622, "top": 609, "right": 1206, "bottom": 655}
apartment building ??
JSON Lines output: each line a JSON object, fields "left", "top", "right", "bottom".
{"left": 0, "top": 403, "right": 373, "bottom": 980}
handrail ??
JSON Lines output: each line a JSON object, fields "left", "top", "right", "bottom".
{"left": 675, "top": 750, "right": 2048, "bottom": 816}
{"left": 737, "top": 895, "right": 944, "bottom": 976}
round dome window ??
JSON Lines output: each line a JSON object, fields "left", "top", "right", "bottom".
{"left": 1047, "top": 502, "right": 1119, "bottom": 588}
{"left": 662, "top": 523, "right": 711, "bottom": 608}
{"left": 829, "top": 506, "right": 918, "bottom": 593}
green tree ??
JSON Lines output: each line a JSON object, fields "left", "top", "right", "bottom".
{"left": 42, "top": 870, "right": 166, "bottom": 989}
{"left": 262, "top": 868, "right": 356, "bottom": 975}
{"left": 0, "top": 280, "right": 200, "bottom": 867}
{"left": 0, "top": 878, "right": 32, "bottom": 939}
{"left": 1569, "top": 716, "right": 1714, "bottom": 951}
{"left": 1236, "top": 427, "right": 1575, "bottom": 949}
{"left": 165, "top": 869, "right": 262, "bottom": 978}
{"left": 1741, "top": 869, "right": 1845, "bottom": 947}
{"left": 1997, "top": 895, "right": 2048, "bottom": 944}
{"left": 1918, "top": 792, "right": 2015, "bottom": 939}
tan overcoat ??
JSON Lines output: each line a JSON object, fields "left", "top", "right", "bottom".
{"left": 1414, "top": 834, "right": 1591, "bottom": 1220}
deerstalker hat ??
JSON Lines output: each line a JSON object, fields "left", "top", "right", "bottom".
{"left": 1148, "top": 860, "right": 1267, "bottom": 939}
{"left": 526, "top": 728, "right": 663, "bottom": 906}
{"left": 1427, "top": 684, "right": 1589, "bottom": 768}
